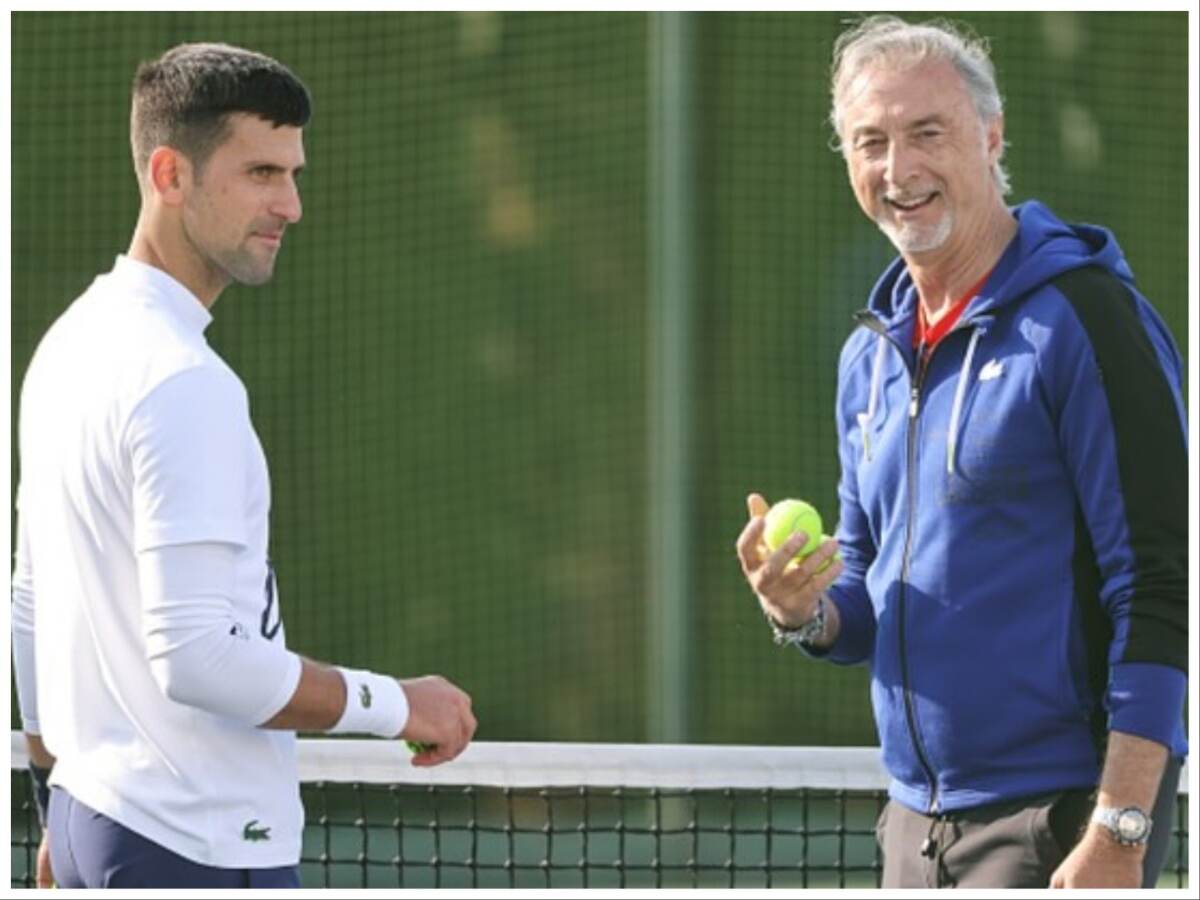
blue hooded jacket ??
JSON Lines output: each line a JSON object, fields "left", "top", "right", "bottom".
{"left": 820, "top": 201, "right": 1188, "bottom": 814}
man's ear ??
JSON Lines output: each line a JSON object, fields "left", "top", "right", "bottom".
{"left": 147, "top": 146, "right": 190, "bottom": 206}
{"left": 985, "top": 114, "right": 1004, "bottom": 167}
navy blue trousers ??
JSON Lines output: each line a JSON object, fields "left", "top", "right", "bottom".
{"left": 48, "top": 787, "right": 301, "bottom": 889}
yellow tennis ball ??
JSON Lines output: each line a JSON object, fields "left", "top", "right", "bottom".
{"left": 814, "top": 533, "right": 841, "bottom": 573}
{"left": 763, "top": 499, "right": 823, "bottom": 563}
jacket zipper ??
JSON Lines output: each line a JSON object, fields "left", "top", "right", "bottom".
{"left": 854, "top": 310, "right": 941, "bottom": 813}
{"left": 902, "top": 349, "right": 940, "bottom": 813}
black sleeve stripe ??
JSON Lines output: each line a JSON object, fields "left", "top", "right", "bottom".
{"left": 1054, "top": 266, "right": 1188, "bottom": 672}
{"left": 1070, "top": 504, "right": 1110, "bottom": 755}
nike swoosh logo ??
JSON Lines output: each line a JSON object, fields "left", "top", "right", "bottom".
{"left": 979, "top": 359, "right": 1004, "bottom": 381}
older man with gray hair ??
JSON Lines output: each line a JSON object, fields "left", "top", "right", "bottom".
{"left": 737, "top": 15, "right": 1186, "bottom": 888}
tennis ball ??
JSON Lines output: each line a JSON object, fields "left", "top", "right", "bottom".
{"left": 814, "top": 533, "right": 841, "bottom": 573}
{"left": 763, "top": 499, "right": 840, "bottom": 572}
{"left": 406, "top": 741, "right": 434, "bottom": 754}
{"left": 763, "top": 499, "right": 822, "bottom": 559}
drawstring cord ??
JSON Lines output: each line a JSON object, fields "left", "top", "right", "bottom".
{"left": 946, "top": 326, "right": 983, "bottom": 475}
{"left": 857, "top": 335, "right": 889, "bottom": 462}
{"left": 920, "top": 814, "right": 939, "bottom": 858}
{"left": 858, "top": 322, "right": 984, "bottom": 474}
{"left": 920, "top": 812, "right": 962, "bottom": 888}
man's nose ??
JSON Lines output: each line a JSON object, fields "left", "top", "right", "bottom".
{"left": 884, "top": 138, "right": 918, "bottom": 188}
{"left": 272, "top": 178, "right": 302, "bottom": 224}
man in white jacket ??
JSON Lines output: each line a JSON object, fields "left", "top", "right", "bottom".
{"left": 12, "top": 42, "right": 476, "bottom": 889}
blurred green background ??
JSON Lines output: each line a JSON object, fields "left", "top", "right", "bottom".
{"left": 10, "top": 11, "right": 1188, "bottom": 750}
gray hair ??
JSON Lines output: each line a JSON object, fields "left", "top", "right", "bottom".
{"left": 829, "top": 15, "right": 1011, "bottom": 196}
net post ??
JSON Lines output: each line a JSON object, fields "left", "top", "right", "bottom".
{"left": 647, "top": 8, "right": 700, "bottom": 745}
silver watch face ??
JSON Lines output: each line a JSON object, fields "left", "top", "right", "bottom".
{"left": 1116, "top": 808, "right": 1151, "bottom": 842}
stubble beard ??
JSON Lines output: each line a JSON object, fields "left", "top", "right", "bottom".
{"left": 182, "top": 200, "right": 279, "bottom": 289}
{"left": 189, "top": 230, "right": 278, "bottom": 288}
{"left": 223, "top": 244, "right": 277, "bottom": 286}
{"left": 877, "top": 206, "right": 954, "bottom": 255}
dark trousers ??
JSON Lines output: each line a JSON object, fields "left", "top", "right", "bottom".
{"left": 876, "top": 757, "right": 1182, "bottom": 888}
{"left": 47, "top": 787, "right": 301, "bottom": 889}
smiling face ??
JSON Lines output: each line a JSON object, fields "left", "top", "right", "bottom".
{"left": 840, "top": 58, "right": 1003, "bottom": 259}
{"left": 179, "top": 112, "right": 305, "bottom": 287}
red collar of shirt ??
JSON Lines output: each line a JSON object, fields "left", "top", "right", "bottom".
{"left": 913, "top": 268, "right": 993, "bottom": 356}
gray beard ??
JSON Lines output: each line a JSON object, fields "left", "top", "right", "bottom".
{"left": 878, "top": 208, "right": 954, "bottom": 254}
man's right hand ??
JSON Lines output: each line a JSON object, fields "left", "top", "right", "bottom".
{"left": 736, "top": 492, "right": 843, "bottom": 634}
{"left": 399, "top": 676, "right": 476, "bottom": 766}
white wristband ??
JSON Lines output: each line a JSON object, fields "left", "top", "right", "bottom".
{"left": 330, "top": 668, "right": 409, "bottom": 738}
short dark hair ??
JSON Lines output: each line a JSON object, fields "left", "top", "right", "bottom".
{"left": 131, "top": 42, "right": 311, "bottom": 180}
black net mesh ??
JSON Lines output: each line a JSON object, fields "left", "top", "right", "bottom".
{"left": 8, "top": 766, "right": 1191, "bottom": 888}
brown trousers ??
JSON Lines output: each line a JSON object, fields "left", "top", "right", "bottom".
{"left": 876, "top": 757, "right": 1182, "bottom": 888}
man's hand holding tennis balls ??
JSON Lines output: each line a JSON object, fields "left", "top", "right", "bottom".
{"left": 736, "top": 493, "right": 843, "bottom": 647}
{"left": 399, "top": 676, "right": 476, "bottom": 767}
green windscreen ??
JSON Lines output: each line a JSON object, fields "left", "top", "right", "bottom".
{"left": 10, "top": 12, "right": 1187, "bottom": 747}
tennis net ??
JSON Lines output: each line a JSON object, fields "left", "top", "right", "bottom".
{"left": 9, "top": 734, "right": 1191, "bottom": 888}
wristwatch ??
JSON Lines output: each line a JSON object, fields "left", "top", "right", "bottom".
{"left": 767, "top": 594, "right": 827, "bottom": 647}
{"left": 1090, "top": 805, "right": 1152, "bottom": 846}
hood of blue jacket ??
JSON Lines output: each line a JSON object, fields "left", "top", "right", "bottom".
{"left": 863, "top": 200, "right": 1138, "bottom": 336}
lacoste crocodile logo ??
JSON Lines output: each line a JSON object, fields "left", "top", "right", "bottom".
{"left": 360, "top": 684, "right": 372, "bottom": 709}
{"left": 242, "top": 819, "right": 271, "bottom": 842}
{"left": 979, "top": 358, "right": 1004, "bottom": 382}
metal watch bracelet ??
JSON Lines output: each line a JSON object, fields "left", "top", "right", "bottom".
{"left": 766, "top": 593, "right": 827, "bottom": 647}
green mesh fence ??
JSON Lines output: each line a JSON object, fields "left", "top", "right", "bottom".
{"left": 10, "top": 12, "right": 1188, "bottom": 749}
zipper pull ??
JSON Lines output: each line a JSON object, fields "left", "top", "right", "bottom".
{"left": 910, "top": 343, "right": 926, "bottom": 419}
